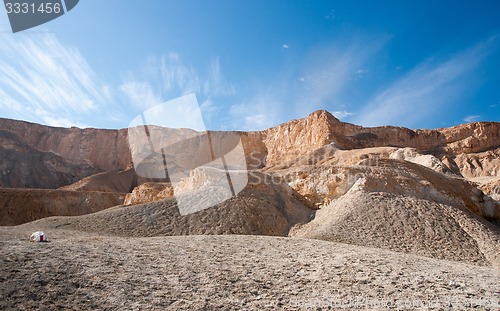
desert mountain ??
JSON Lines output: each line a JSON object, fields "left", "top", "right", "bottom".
{"left": 1, "top": 111, "right": 499, "bottom": 268}
{"left": 1, "top": 110, "right": 498, "bottom": 188}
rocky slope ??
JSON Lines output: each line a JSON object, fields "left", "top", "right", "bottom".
{"left": 123, "top": 182, "right": 173, "bottom": 206}
{"left": 59, "top": 168, "right": 137, "bottom": 193}
{"left": 13, "top": 157, "right": 500, "bottom": 267}
{"left": 29, "top": 172, "right": 312, "bottom": 237}
{"left": 0, "top": 188, "right": 125, "bottom": 226}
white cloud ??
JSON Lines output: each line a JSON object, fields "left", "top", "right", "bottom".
{"left": 0, "top": 32, "right": 113, "bottom": 127}
{"left": 0, "top": 88, "right": 23, "bottom": 112}
{"left": 354, "top": 40, "right": 491, "bottom": 127}
{"left": 121, "top": 53, "right": 202, "bottom": 111}
{"left": 36, "top": 111, "right": 92, "bottom": 128}
{"left": 123, "top": 53, "right": 234, "bottom": 104}
{"left": 204, "top": 57, "right": 236, "bottom": 97}
{"left": 121, "top": 54, "right": 235, "bottom": 129}
{"left": 331, "top": 110, "right": 354, "bottom": 119}
{"left": 463, "top": 115, "right": 481, "bottom": 122}
{"left": 198, "top": 98, "right": 223, "bottom": 126}
{"left": 324, "top": 10, "right": 335, "bottom": 20}
{"left": 282, "top": 44, "right": 289, "bottom": 49}
{"left": 159, "top": 53, "right": 200, "bottom": 95}
{"left": 295, "top": 36, "right": 388, "bottom": 116}
{"left": 120, "top": 81, "right": 161, "bottom": 111}
{"left": 228, "top": 95, "right": 281, "bottom": 131}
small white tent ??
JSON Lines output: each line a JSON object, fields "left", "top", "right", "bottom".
{"left": 29, "top": 231, "right": 47, "bottom": 242}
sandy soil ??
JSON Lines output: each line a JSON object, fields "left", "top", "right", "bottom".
{"left": 1, "top": 226, "right": 499, "bottom": 310}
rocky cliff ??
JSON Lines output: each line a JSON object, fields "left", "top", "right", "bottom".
{"left": 261, "top": 110, "right": 499, "bottom": 171}
{"left": 0, "top": 118, "right": 132, "bottom": 188}
{"left": 0, "top": 110, "right": 498, "bottom": 190}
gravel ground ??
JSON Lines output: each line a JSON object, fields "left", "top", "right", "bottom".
{"left": 1, "top": 226, "right": 499, "bottom": 310}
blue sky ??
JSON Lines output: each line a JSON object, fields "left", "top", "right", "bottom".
{"left": 0, "top": 0, "right": 499, "bottom": 130}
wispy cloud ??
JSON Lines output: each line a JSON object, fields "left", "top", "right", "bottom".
{"left": 295, "top": 35, "right": 388, "bottom": 116}
{"left": 159, "top": 53, "right": 200, "bottom": 95}
{"left": 120, "top": 53, "right": 236, "bottom": 128}
{"left": 228, "top": 96, "right": 280, "bottom": 131}
{"left": 331, "top": 110, "right": 354, "bottom": 119}
{"left": 32, "top": 108, "right": 92, "bottom": 128}
{"left": 350, "top": 69, "right": 369, "bottom": 80}
{"left": 354, "top": 40, "right": 492, "bottom": 127}
{"left": 0, "top": 32, "right": 113, "bottom": 127}
{"left": 120, "top": 81, "right": 161, "bottom": 111}
{"left": 324, "top": 10, "right": 336, "bottom": 20}
{"left": 463, "top": 115, "right": 481, "bottom": 122}
{"left": 282, "top": 44, "right": 289, "bottom": 49}
{"left": 204, "top": 57, "right": 236, "bottom": 97}
{"left": 217, "top": 36, "right": 388, "bottom": 130}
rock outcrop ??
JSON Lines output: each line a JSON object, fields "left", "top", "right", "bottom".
{"left": 123, "top": 182, "right": 173, "bottom": 206}
{"left": 292, "top": 177, "right": 500, "bottom": 267}
{"left": 0, "top": 118, "right": 132, "bottom": 172}
{"left": 0, "top": 129, "right": 99, "bottom": 188}
{"left": 262, "top": 110, "right": 499, "bottom": 169}
{"left": 0, "top": 119, "right": 131, "bottom": 188}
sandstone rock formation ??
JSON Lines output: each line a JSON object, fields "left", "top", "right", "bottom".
{"left": 1, "top": 110, "right": 498, "bottom": 188}
{"left": 261, "top": 110, "right": 499, "bottom": 169}
{"left": 0, "top": 118, "right": 132, "bottom": 172}
{"left": 453, "top": 149, "right": 500, "bottom": 178}
{"left": 123, "top": 182, "right": 173, "bottom": 206}
{"left": 0, "top": 128, "right": 98, "bottom": 188}
{"left": 0, "top": 119, "right": 131, "bottom": 188}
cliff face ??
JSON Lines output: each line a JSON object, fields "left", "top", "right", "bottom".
{"left": 0, "top": 118, "right": 132, "bottom": 188}
{"left": 0, "top": 128, "right": 99, "bottom": 188}
{"left": 0, "top": 118, "right": 132, "bottom": 171}
{"left": 441, "top": 122, "right": 500, "bottom": 153}
{"left": 259, "top": 111, "right": 499, "bottom": 182}
{"left": 0, "top": 111, "right": 498, "bottom": 189}
{"left": 261, "top": 110, "right": 499, "bottom": 168}
{"left": 263, "top": 110, "right": 341, "bottom": 166}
